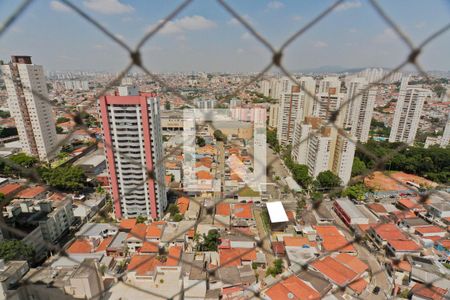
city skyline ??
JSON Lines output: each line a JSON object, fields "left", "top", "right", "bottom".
{"left": 1, "top": 0, "right": 449, "bottom": 72}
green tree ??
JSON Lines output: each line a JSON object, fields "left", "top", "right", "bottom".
{"left": 0, "top": 110, "right": 11, "bottom": 118}
{"left": 213, "top": 130, "right": 226, "bottom": 142}
{"left": 316, "top": 171, "right": 342, "bottom": 188}
{"left": 172, "top": 213, "right": 183, "bottom": 222}
{"left": 167, "top": 203, "right": 179, "bottom": 216}
{"left": 40, "top": 166, "right": 86, "bottom": 191}
{"left": 10, "top": 153, "right": 38, "bottom": 168}
{"left": 267, "top": 129, "right": 280, "bottom": 153}
{"left": 56, "top": 126, "right": 64, "bottom": 134}
{"left": 266, "top": 258, "right": 283, "bottom": 276}
{"left": 56, "top": 116, "right": 70, "bottom": 124}
{"left": 136, "top": 215, "right": 147, "bottom": 224}
{"left": 164, "top": 101, "right": 171, "bottom": 110}
{"left": 0, "top": 240, "right": 34, "bottom": 262}
{"left": 343, "top": 183, "right": 368, "bottom": 201}
{"left": 351, "top": 157, "right": 367, "bottom": 177}
{"left": 196, "top": 136, "right": 206, "bottom": 147}
{"left": 198, "top": 229, "right": 220, "bottom": 251}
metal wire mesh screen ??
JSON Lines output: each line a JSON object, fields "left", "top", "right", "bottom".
{"left": 0, "top": 0, "right": 449, "bottom": 299}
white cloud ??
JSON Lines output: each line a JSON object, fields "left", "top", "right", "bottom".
{"left": 94, "top": 44, "right": 106, "bottom": 50}
{"left": 267, "top": 1, "right": 284, "bottom": 10}
{"left": 241, "top": 32, "right": 252, "bottom": 40}
{"left": 83, "top": 0, "right": 134, "bottom": 15}
{"left": 292, "top": 15, "right": 302, "bottom": 22}
{"left": 236, "top": 48, "right": 245, "bottom": 54}
{"left": 115, "top": 34, "right": 125, "bottom": 41}
{"left": 50, "top": 1, "right": 71, "bottom": 12}
{"left": 313, "top": 41, "right": 328, "bottom": 48}
{"left": 349, "top": 28, "right": 357, "bottom": 33}
{"left": 334, "top": 0, "right": 362, "bottom": 12}
{"left": 147, "top": 15, "right": 216, "bottom": 35}
{"left": 227, "top": 14, "right": 253, "bottom": 26}
{"left": 373, "top": 28, "right": 397, "bottom": 43}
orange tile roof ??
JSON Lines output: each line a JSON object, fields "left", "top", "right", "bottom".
{"left": 311, "top": 256, "right": 358, "bottom": 286}
{"left": 373, "top": 224, "right": 408, "bottom": 241}
{"left": 216, "top": 203, "right": 231, "bottom": 216}
{"left": 47, "top": 192, "right": 66, "bottom": 201}
{"left": 219, "top": 248, "right": 257, "bottom": 267}
{"left": 315, "top": 225, "right": 355, "bottom": 252}
{"left": 166, "top": 246, "right": 182, "bottom": 266}
{"left": 265, "top": 275, "right": 321, "bottom": 300}
{"left": 176, "top": 197, "right": 190, "bottom": 214}
{"left": 398, "top": 198, "right": 418, "bottom": 209}
{"left": 411, "top": 283, "right": 448, "bottom": 300}
{"left": 0, "top": 183, "right": 22, "bottom": 197}
{"left": 127, "top": 223, "right": 147, "bottom": 240}
{"left": 146, "top": 223, "right": 163, "bottom": 239}
{"left": 165, "top": 175, "right": 171, "bottom": 185}
{"left": 187, "top": 228, "right": 195, "bottom": 238}
{"left": 348, "top": 277, "right": 368, "bottom": 294}
{"left": 388, "top": 240, "right": 421, "bottom": 251}
{"left": 394, "top": 260, "right": 411, "bottom": 272}
{"left": 96, "top": 237, "right": 113, "bottom": 252}
{"left": 415, "top": 225, "right": 445, "bottom": 235}
{"left": 367, "top": 203, "right": 387, "bottom": 213}
{"left": 233, "top": 203, "right": 253, "bottom": 219}
{"left": 127, "top": 255, "right": 161, "bottom": 276}
{"left": 284, "top": 236, "right": 316, "bottom": 248}
{"left": 67, "top": 239, "right": 93, "bottom": 254}
{"left": 439, "top": 240, "right": 450, "bottom": 249}
{"left": 16, "top": 186, "right": 46, "bottom": 198}
{"left": 196, "top": 170, "right": 213, "bottom": 180}
{"left": 199, "top": 157, "right": 213, "bottom": 165}
{"left": 140, "top": 241, "right": 159, "bottom": 253}
{"left": 334, "top": 253, "right": 368, "bottom": 275}
{"left": 119, "top": 218, "right": 137, "bottom": 230}
{"left": 392, "top": 210, "right": 417, "bottom": 219}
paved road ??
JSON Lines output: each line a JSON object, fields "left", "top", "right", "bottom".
{"left": 323, "top": 201, "right": 391, "bottom": 299}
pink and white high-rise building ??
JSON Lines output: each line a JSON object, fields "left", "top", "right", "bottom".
{"left": 99, "top": 87, "right": 167, "bottom": 219}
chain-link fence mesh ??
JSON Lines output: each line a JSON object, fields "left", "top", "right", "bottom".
{"left": 0, "top": 0, "right": 449, "bottom": 299}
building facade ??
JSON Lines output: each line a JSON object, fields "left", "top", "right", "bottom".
{"left": 389, "top": 79, "right": 431, "bottom": 145}
{"left": 277, "top": 85, "right": 305, "bottom": 145}
{"left": 1, "top": 56, "right": 57, "bottom": 161}
{"left": 99, "top": 89, "right": 167, "bottom": 219}
{"left": 344, "top": 78, "right": 376, "bottom": 143}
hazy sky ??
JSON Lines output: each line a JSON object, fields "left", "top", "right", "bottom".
{"left": 1, "top": 0, "right": 449, "bottom": 72}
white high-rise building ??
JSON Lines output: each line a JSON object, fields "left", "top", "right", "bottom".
{"left": 345, "top": 78, "right": 376, "bottom": 143}
{"left": 99, "top": 87, "right": 167, "bottom": 219}
{"left": 298, "top": 76, "right": 316, "bottom": 118}
{"left": 389, "top": 78, "right": 431, "bottom": 145}
{"left": 331, "top": 133, "right": 356, "bottom": 185}
{"left": 260, "top": 80, "right": 271, "bottom": 97}
{"left": 318, "top": 76, "right": 340, "bottom": 94}
{"left": 277, "top": 85, "right": 305, "bottom": 145}
{"left": 313, "top": 90, "right": 345, "bottom": 125}
{"left": 268, "top": 104, "right": 279, "bottom": 128}
{"left": 291, "top": 117, "right": 331, "bottom": 178}
{"left": 1, "top": 56, "right": 57, "bottom": 161}
{"left": 441, "top": 114, "right": 450, "bottom": 148}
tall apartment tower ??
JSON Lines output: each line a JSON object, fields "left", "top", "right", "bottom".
{"left": 389, "top": 78, "right": 431, "bottom": 145}
{"left": 344, "top": 78, "right": 376, "bottom": 143}
{"left": 313, "top": 88, "right": 345, "bottom": 125}
{"left": 99, "top": 87, "right": 167, "bottom": 219}
{"left": 1, "top": 56, "right": 57, "bottom": 161}
{"left": 277, "top": 85, "right": 305, "bottom": 145}
{"left": 291, "top": 117, "right": 331, "bottom": 178}
{"left": 331, "top": 133, "right": 356, "bottom": 185}
{"left": 298, "top": 76, "right": 316, "bottom": 118}
{"left": 268, "top": 104, "right": 279, "bottom": 128}
{"left": 318, "top": 76, "right": 340, "bottom": 94}
{"left": 441, "top": 114, "right": 450, "bottom": 148}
